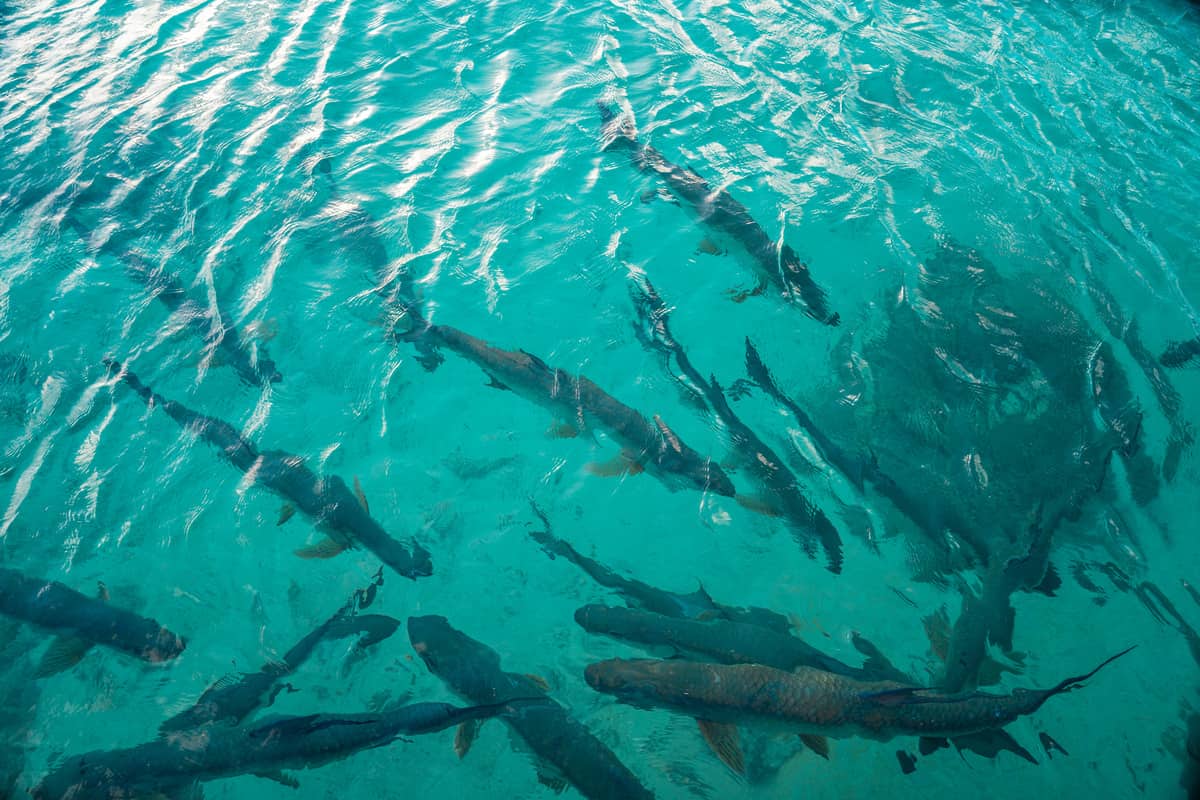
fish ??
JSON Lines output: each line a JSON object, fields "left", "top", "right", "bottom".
{"left": 598, "top": 102, "right": 837, "bottom": 326}
{"left": 105, "top": 360, "right": 433, "bottom": 579}
{"left": 631, "top": 277, "right": 843, "bottom": 573}
{"left": 1088, "top": 341, "right": 1158, "bottom": 505}
{"left": 0, "top": 567, "right": 184, "bottom": 665}
{"left": 528, "top": 501, "right": 791, "bottom": 632}
{"left": 1160, "top": 335, "right": 1200, "bottom": 368}
{"left": 407, "top": 615, "right": 655, "bottom": 800}
{"left": 34, "top": 582, "right": 110, "bottom": 678}
{"left": 33, "top": 701, "right": 517, "bottom": 799}
{"left": 161, "top": 612, "right": 400, "bottom": 732}
{"left": 584, "top": 648, "right": 1133, "bottom": 773}
{"left": 574, "top": 604, "right": 904, "bottom": 682}
{"left": 395, "top": 309, "right": 734, "bottom": 499}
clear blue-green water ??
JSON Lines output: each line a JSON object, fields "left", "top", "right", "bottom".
{"left": 2, "top": 0, "right": 1200, "bottom": 796}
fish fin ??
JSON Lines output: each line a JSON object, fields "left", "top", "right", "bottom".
{"left": 652, "top": 414, "right": 684, "bottom": 454}
{"left": 734, "top": 492, "right": 783, "bottom": 517}
{"left": 353, "top": 476, "right": 370, "bottom": 514}
{"left": 254, "top": 770, "right": 300, "bottom": 789}
{"left": 597, "top": 102, "right": 637, "bottom": 151}
{"left": 454, "top": 719, "right": 481, "bottom": 759}
{"left": 535, "top": 763, "right": 569, "bottom": 794}
{"left": 952, "top": 729, "right": 1038, "bottom": 764}
{"left": 697, "top": 719, "right": 744, "bottom": 775}
{"left": 799, "top": 734, "right": 830, "bottom": 759}
{"left": 726, "top": 278, "right": 768, "bottom": 304}
{"left": 96, "top": 581, "right": 110, "bottom": 602}
{"left": 1038, "top": 731, "right": 1069, "bottom": 759}
{"left": 519, "top": 349, "right": 550, "bottom": 371}
{"left": 209, "top": 673, "right": 243, "bottom": 690}
{"left": 546, "top": 420, "right": 579, "bottom": 439}
{"left": 294, "top": 536, "right": 350, "bottom": 559}
{"left": 1031, "top": 562, "right": 1061, "bottom": 596}
{"left": 485, "top": 375, "right": 510, "bottom": 391}
{"left": 277, "top": 503, "right": 296, "bottom": 526}
{"left": 585, "top": 451, "right": 643, "bottom": 477}
{"left": 34, "top": 636, "right": 91, "bottom": 678}
{"left": 919, "top": 736, "right": 950, "bottom": 756}
{"left": 695, "top": 237, "right": 725, "bottom": 256}
{"left": 896, "top": 750, "right": 918, "bottom": 774}
{"left": 524, "top": 673, "right": 551, "bottom": 691}
{"left": 923, "top": 607, "right": 951, "bottom": 662}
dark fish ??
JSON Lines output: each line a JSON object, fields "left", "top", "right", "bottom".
{"left": 34, "top": 582, "right": 110, "bottom": 678}
{"left": 407, "top": 615, "right": 655, "bottom": 800}
{"left": 396, "top": 310, "right": 734, "bottom": 499}
{"left": 630, "top": 278, "right": 843, "bottom": 573}
{"left": 528, "top": 501, "right": 790, "bottom": 632}
{"left": 584, "top": 648, "right": 1132, "bottom": 773}
{"left": 598, "top": 103, "right": 837, "bottom": 326}
{"left": 1089, "top": 341, "right": 1158, "bottom": 505}
{"left": 33, "top": 701, "right": 515, "bottom": 799}
{"left": 161, "top": 613, "right": 400, "bottom": 732}
{"left": 1161, "top": 336, "right": 1200, "bottom": 368}
{"left": 0, "top": 567, "right": 184, "bottom": 664}
{"left": 575, "top": 604, "right": 896, "bottom": 682}
{"left": 105, "top": 360, "right": 432, "bottom": 579}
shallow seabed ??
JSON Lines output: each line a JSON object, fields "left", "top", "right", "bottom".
{"left": 1, "top": 0, "right": 1199, "bottom": 797}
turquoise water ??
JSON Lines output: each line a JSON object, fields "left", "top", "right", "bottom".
{"left": 2, "top": 0, "right": 1200, "bottom": 795}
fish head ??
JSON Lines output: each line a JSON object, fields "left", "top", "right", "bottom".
{"left": 585, "top": 659, "right": 698, "bottom": 712}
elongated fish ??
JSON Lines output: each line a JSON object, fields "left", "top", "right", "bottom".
{"left": 33, "top": 701, "right": 516, "bottom": 799}
{"left": 397, "top": 310, "right": 733, "bottom": 498}
{"left": 408, "top": 615, "right": 656, "bottom": 800}
{"left": 631, "top": 277, "right": 843, "bottom": 573}
{"left": 585, "top": 649, "right": 1133, "bottom": 773}
{"left": 598, "top": 102, "right": 837, "bottom": 326}
{"left": 529, "top": 501, "right": 791, "bottom": 632}
{"left": 0, "top": 567, "right": 184, "bottom": 665}
{"left": 1161, "top": 336, "right": 1200, "bottom": 368}
{"left": 105, "top": 360, "right": 432, "bottom": 579}
{"left": 575, "top": 604, "right": 902, "bottom": 682}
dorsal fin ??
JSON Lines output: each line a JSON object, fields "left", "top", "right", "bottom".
{"left": 652, "top": 414, "right": 684, "bottom": 454}
{"left": 520, "top": 349, "right": 550, "bottom": 371}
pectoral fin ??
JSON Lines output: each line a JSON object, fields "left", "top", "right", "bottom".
{"left": 353, "top": 476, "right": 370, "bottom": 514}
{"left": 485, "top": 375, "right": 510, "bottom": 391}
{"left": 547, "top": 420, "right": 579, "bottom": 439}
{"left": 254, "top": 770, "right": 300, "bottom": 788}
{"left": 919, "top": 736, "right": 949, "bottom": 756}
{"left": 534, "top": 762, "right": 568, "bottom": 794}
{"left": 799, "top": 734, "right": 830, "bottom": 759}
{"left": 585, "top": 450, "right": 644, "bottom": 477}
{"left": 277, "top": 504, "right": 296, "bottom": 526}
{"left": 35, "top": 636, "right": 92, "bottom": 678}
{"left": 697, "top": 719, "right": 744, "bottom": 774}
{"left": 294, "top": 536, "right": 349, "bottom": 559}
{"left": 454, "top": 719, "right": 481, "bottom": 759}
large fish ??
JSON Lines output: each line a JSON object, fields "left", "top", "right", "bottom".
{"left": 585, "top": 648, "right": 1133, "bottom": 774}
{"left": 0, "top": 567, "right": 184, "bottom": 665}
{"left": 528, "top": 501, "right": 791, "bottom": 632}
{"left": 33, "top": 701, "right": 517, "bottom": 799}
{"left": 407, "top": 614, "right": 656, "bottom": 800}
{"left": 575, "top": 604, "right": 903, "bottom": 683}
{"left": 105, "top": 360, "right": 433, "bottom": 579}
{"left": 396, "top": 310, "right": 734, "bottom": 499}
{"left": 598, "top": 102, "right": 837, "bottom": 326}
{"left": 631, "top": 277, "right": 843, "bottom": 573}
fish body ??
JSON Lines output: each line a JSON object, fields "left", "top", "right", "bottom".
{"left": 599, "top": 103, "right": 836, "bottom": 326}
{"left": 529, "top": 503, "right": 790, "bottom": 632}
{"left": 575, "top": 604, "right": 892, "bottom": 681}
{"left": 407, "top": 615, "right": 655, "bottom": 800}
{"left": 585, "top": 650, "right": 1131, "bottom": 741}
{"left": 1161, "top": 336, "right": 1200, "bottom": 368}
{"left": 419, "top": 322, "right": 733, "bottom": 498}
{"left": 0, "top": 567, "right": 184, "bottom": 664}
{"left": 34, "top": 702, "right": 510, "bottom": 799}
{"left": 106, "top": 360, "right": 432, "bottom": 579}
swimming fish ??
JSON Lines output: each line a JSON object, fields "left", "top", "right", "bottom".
{"left": 105, "top": 360, "right": 432, "bottom": 579}
{"left": 0, "top": 567, "right": 184, "bottom": 665}
{"left": 408, "top": 614, "right": 655, "bottom": 800}
{"left": 598, "top": 102, "right": 837, "bottom": 326}
{"left": 34, "top": 582, "right": 110, "bottom": 678}
{"left": 33, "top": 701, "right": 518, "bottom": 799}
{"left": 584, "top": 648, "right": 1133, "bottom": 774}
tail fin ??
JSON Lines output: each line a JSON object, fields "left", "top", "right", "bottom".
{"left": 1038, "top": 645, "right": 1136, "bottom": 707}
{"left": 744, "top": 338, "right": 783, "bottom": 400}
{"left": 597, "top": 102, "right": 637, "bottom": 152}
{"left": 1160, "top": 336, "right": 1200, "bottom": 368}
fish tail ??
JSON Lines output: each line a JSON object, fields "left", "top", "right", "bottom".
{"left": 1039, "top": 645, "right": 1137, "bottom": 707}
{"left": 104, "top": 358, "right": 155, "bottom": 404}
{"left": 743, "top": 338, "right": 783, "bottom": 399}
{"left": 597, "top": 101, "right": 637, "bottom": 151}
